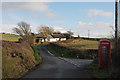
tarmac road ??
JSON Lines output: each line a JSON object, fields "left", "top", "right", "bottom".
{"left": 23, "top": 45, "right": 92, "bottom": 78}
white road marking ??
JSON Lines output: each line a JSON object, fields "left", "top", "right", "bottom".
{"left": 48, "top": 51, "right": 54, "bottom": 56}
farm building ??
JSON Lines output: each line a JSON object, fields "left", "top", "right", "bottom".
{"left": 34, "top": 33, "right": 66, "bottom": 44}
{"left": 50, "top": 33, "right": 66, "bottom": 42}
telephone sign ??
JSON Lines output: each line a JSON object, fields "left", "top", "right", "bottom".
{"left": 98, "top": 40, "right": 111, "bottom": 68}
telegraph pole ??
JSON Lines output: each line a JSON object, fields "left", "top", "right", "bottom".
{"left": 69, "top": 26, "right": 72, "bottom": 39}
{"left": 115, "top": 0, "right": 118, "bottom": 43}
{"left": 88, "top": 30, "right": 90, "bottom": 38}
{"left": 115, "top": 0, "right": 118, "bottom": 66}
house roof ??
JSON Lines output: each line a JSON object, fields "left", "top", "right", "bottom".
{"left": 51, "top": 33, "right": 66, "bottom": 38}
{"left": 36, "top": 33, "right": 66, "bottom": 38}
{"left": 36, "top": 34, "right": 43, "bottom": 38}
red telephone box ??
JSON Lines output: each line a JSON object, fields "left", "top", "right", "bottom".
{"left": 98, "top": 40, "right": 111, "bottom": 68}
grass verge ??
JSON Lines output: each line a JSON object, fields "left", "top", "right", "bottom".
{"left": 85, "top": 59, "right": 112, "bottom": 78}
{"left": 32, "top": 44, "right": 42, "bottom": 65}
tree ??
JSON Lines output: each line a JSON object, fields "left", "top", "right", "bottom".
{"left": 78, "top": 35, "right": 80, "bottom": 38}
{"left": 38, "top": 25, "right": 54, "bottom": 42}
{"left": 54, "top": 31, "right": 61, "bottom": 34}
{"left": 67, "top": 31, "right": 73, "bottom": 39}
{"left": 13, "top": 21, "right": 35, "bottom": 46}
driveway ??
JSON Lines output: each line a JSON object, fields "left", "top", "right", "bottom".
{"left": 23, "top": 45, "right": 92, "bottom": 78}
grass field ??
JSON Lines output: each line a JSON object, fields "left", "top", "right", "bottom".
{"left": 0, "top": 33, "right": 22, "bottom": 41}
{"left": 46, "top": 39, "right": 98, "bottom": 59}
{"left": 57, "top": 39, "right": 99, "bottom": 50}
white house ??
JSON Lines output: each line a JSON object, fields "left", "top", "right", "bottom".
{"left": 48, "top": 33, "right": 66, "bottom": 42}
{"left": 35, "top": 33, "right": 66, "bottom": 43}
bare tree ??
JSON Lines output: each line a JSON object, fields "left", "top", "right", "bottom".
{"left": 67, "top": 31, "right": 73, "bottom": 39}
{"left": 109, "top": 25, "right": 120, "bottom": 39}
{"left": 54, "top": 31, "right": 61, "bottom": 34}
{"left": 38, "top": 25, "right": 54, "bottom": 42}
{"left": 13, "top": 21, "right": 35, "bottom": 46}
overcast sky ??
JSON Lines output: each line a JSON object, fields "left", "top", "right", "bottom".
{"left": 0, "top": 0, "right": 117, "bottom": 38}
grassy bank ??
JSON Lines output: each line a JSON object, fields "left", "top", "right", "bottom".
{"left": 32, "top": 44, "right": 42, "bottom": 64}
{"left": 85, "top": 59, "right": 112, "bottom": 78}
{"left": 2, "top": 41, "right": 42, "bottom": 79}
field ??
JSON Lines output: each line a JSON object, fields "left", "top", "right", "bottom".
{"left": 0, "top": 33, "right": 22, "bottom": 41}
{"left": 56, "top": 39, "right": 99, "bottom": 50}
{"left": 46, "top": 39, "right": 99, "bottom": 59}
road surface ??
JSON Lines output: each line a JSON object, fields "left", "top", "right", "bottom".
{"left": 23, "top": 45, "right": 92, "bottom": 78}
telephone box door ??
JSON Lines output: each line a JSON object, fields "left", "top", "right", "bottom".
{"left": 99, "top": 40, "right": 111, "bottom": 68}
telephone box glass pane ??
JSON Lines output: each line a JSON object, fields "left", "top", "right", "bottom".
{"left": 102, "top": 45, "right": 109, "bottom": 65}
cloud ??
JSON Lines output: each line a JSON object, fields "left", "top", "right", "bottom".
{"left": 30, "top": 14, "right": 40, "bottom": 19}
{"left": 3, "top": 2, "right": 56, "bottom": 18}
{"left": 0, "top": 3, "right": 2, "bottom": 24}
{"left": 91, "top": 32, "right": 112, "bottom": 38}
{"left": 11, "top": 14, "right": 23, "bottom": 21}
{"left": 78, "top": 21, "right": 113, "bottom": 30}
{"left": 1, "top": 0, "right": 115, "bottom": 2}
{"left": 1, "top": 24, "right": 39, "bottom": 34}
{"left": 77, "top": 21, "right": 114, "bottom": 38}
{"left": 78, "top": 21, "right": 87, "bottom": 26}
{"left": 0, "top": 2, "right": 2, "bottom": 7}
{"left": 88, "top": 9, "right": 113, "bottom": 18}
{"left": 30, "top": 26, "right": 38, "bottom": 33}
{"left": 1, "top": 24, "right": 18, "bottom": 33}
{"left": 1, "top": 23, "right": 113, "bottom": 38}
{"left": 46, "top": 13, "right": 56, "bottom": 18}
{"left": 53, "top": 26, "right": 67, "bottom": 33}
{"left": 2, "top": 0, "right": 53, "bottom": 2}
{"left": 3, "top": 13, "right": 38, "bottom": 26}
{"left": 3, "top": 2, "right": 50, "bottom": 12}
{"left": 1, "top": 24, "right": 67, "bottom": 34}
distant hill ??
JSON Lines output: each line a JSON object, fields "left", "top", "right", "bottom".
{"left": 0, "top": 33, "right": 22, "bottom": 41}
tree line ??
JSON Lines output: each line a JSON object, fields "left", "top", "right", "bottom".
{"left": 13, "top": 21, "right": 74, "bottom": 46}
